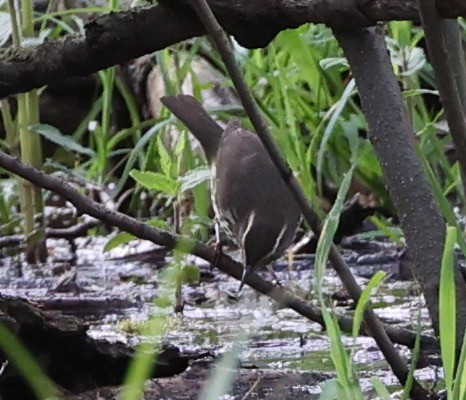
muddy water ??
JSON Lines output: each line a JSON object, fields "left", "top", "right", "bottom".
{"left": 0, "top": 237, "right": 441, "bottom": 398}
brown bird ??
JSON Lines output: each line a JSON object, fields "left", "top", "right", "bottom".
{"left": 161, "top": 95, "right": 301, "bottom": 290}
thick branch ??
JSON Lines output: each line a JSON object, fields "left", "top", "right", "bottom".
{"left": 0, "top": 151, "right": 438, "bottom": 351}
{"left": 1, "top": 0, "right": 466, "bottom": 98}
{"left": 417, "top": 8, "right": 466, "bottom": 192}
{"left": 335, "top": 25, "right": 466, "bottom": 356}
{"left": 189, "top": 1, "right": 434, "bottom": 399}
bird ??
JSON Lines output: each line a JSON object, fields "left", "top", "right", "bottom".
{"left": 161, "top": 95, "right": 301, "bottom": 291}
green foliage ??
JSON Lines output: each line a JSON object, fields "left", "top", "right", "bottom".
{"left": 120, "top": 312, "right": 170, "bottom": 400}
{"left": 199, "top": 341, "right": 243, "bottom": 400}
{"left": 31, "top": 124, "right": 95, "bottom": 156}
{"left": 314, "top": 143, "right": 365, "bottom": 398}
{"left": 0, "top": 322, "right": 59, "bottom": 399}
{"left": 352, "top": 271, "right": 386, "bottom": 339}
{"left": 103, "top": 218, "right": 171, "bottom": 252}
{"left": 130, "top": 170, "right": 180, "bottom": 196}
{"left": 441, "top": 226, "right": 458, "bottom": 399}
{"left": 2, "top": 4, "right": 466, "bottom": 399}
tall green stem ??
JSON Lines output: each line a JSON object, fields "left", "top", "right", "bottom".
{"left": 7, "top": 0, "right": 46, "bottom": 262}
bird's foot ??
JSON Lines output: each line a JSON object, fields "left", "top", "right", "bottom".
{"left": 272, "top": 278, "right": 283, "bottom": 288}
{"left": 266, "top": 264, "right": 282, "bottom": 287}
{"left": 211, "top": 240, "right": 225, "bottom": 273}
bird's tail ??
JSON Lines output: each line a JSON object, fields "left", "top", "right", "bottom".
{"left": 161, "top": 95, "right": 223, "bottom": 163}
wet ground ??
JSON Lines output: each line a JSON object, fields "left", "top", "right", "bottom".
{"left": 0, "top": 236, "right": 441, "bottom": 399}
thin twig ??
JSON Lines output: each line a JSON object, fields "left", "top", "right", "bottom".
{"left": 188, "top": 1, "right": 434, "bottom": 398}
{"left": 442, "top": 20, "right": 466, "bottom": 113}
{"left": 240, "top": 375, "right": 262, "bottom": 400}
{"left": 0, "top": 151, "right": 437, "bottom": 351}
{"left": 416, "top": 3, "right": 466, "bottom": 192}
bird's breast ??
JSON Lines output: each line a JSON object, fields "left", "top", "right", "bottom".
{"left": 211, "top": 162, "right": 237, "bottom": 243}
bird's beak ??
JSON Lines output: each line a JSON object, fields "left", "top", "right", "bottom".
{"left": 238, "top": 265, "right": 253, "bottom": 292}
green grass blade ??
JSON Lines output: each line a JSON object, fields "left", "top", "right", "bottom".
{"left": 453, "top": 327, "right": 466, "bottom": 399}
{"left": 120, "top": 315, "right": 166, "bottom": 400}
{"left": 439, "top": 226, "right": 457, "bottom": 398}
{"left": 314, "top": 163, "right": 357, "bottom": 288}
{"left": 198, "top": 342, "right": 243, "bottom": 400}
{"left": 0, "top": 322, "right": 59, "bottom": 399}
{"left": 316, "top": 79, "right": 356, "bottom": 192}
{"left": 419, "top": 151, "right": 466, "bottom": 258}
{"left": 114, "top": 118, "right": 172, "bottom": 194}
{"left": 401, "top": 308, "right": 422, "bottom": 400}
{"left": 371, "top": 377, "right": 391, "bottom": 399}
{"left": 352, "top": 270, "right": 386, "bottom": 338}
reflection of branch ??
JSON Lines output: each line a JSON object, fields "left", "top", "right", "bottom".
{"left": 1, "top": 0, "right": 466, "bottom": 98}
{"left": 0, "top": 220, "right": 101, "bottom": 249}
{"left": 0, "top": 151, "right": 437, "bottom": 350}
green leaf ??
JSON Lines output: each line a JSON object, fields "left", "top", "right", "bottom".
{"left": 400, "top": 47, "right": 426, "bottom": 77}
{"left": 103, "top": 232, "right": 136, "bottom": 253}
{"left": 316, "top": 78, "right": 356, "bottom": 189}
{"left": 319, "top": 57, "right": 349, "bottom": 70}
{"left": 103, "top": 219, "right": 172, "bottom": 253}
{"left": 402, "top": 88, "right": 439, "bottom": 99}
{"left": 401, "top": 310, "right": 422, "bottom": 400}
{"left": 114, "top": 117, "right": 172, "bottom": 195}
{"left": 370, "top": 377, "right": 391, "bottom": 400}
{"left": 0, "top": 13, "right": 12, "bottom": 47}
{"left": 154, "top": 296, "right": 172, "bottom": 308}
{"left": 319, "top": 378, "right": 341, "bottom": 399}
{"left": 321, "top": 307, "right": 355, "bottom": 394}
{"left": 30, "top": 124, "right": 95, "bottom": 156}
{"left": 314, "top": 163, "right": 356, "bottom": 288}
{"left": 419, "top": 151, "right": 466, "bottom": 257}
{"left": 200, "top": 341, "right": 243, "bottom": 400}
{"left": 179, "top": 167, "right": 211, "bottom": 192}
{"left": 452, "top": 324, "right": 466, "bottom": 399}
{"left": 180, "top": 265, "right": 200, "bottom": 284}
{"left": 157, "top": 134, "right": 172, "bottom": 177}
{"left": 147, "top": 218, "right": 172, "bottom": 232}
{"left": 0, "top": 321, "right": 59, "bottom": 399}
{"left": 352, "top": 271, "right": 386, "bottom": 338}
{"left": 130, "top": 170, "right": 180, "bottom": 196}
{"left": 174, "top": 131, "right": 187, "bottom": 156}
{"left": 440, "top": 226, "right": 457, "bottom": 399}
{"left": 370, "top": 216, "right": 404, "bottom": 245}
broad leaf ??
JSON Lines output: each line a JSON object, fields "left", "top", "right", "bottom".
{"left": 130, "top": 170, "right": 180, "bottom": 196}
{"left": 31, "top": 124, "right": 95, "bottom": 156}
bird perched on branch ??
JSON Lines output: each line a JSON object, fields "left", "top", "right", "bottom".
{"left": 161, "top": 95, "right": 301, "bottom": 291}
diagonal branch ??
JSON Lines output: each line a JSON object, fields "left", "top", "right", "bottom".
{"left": 334, "top": 22, "right": 466, "bottom": 377}
{"left": 442, "top": 20, "right": 466, "bottom": 113}
{"left": 416, "top": 4, "right": 466, "bottom": 193}
{"left": 187, "top": 1, "right": 435, "bottom": 399}
{"left": 0, "top": 150, "right": 438, "bottom": 351}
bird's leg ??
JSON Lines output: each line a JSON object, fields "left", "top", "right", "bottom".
{"left": 266, "top": 264, "right": 282, "bottom": 287}
{"left": 238, "top": 265, "right": 253, "bottom": 292}
{"left": 211, "top": 220, "right": 224, "bottom": 273}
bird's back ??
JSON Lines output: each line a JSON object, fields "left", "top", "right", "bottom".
{"left": 213, "top": 121, "right": 301, "bottom": 266}
{"left": 161, "top": 95, "right": 301, "bottom": 269}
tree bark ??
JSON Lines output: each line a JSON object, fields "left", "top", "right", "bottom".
{"left": 1, "top": 0, "right": 466, "bottom": 98}
{"left": 334, "top": 26, "right": 466, "bottom": 348}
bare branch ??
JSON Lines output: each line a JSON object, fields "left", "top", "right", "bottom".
{"left": 335, "top": 24, "right": 466, "bottom": 361}
{"left": 0, "top": 150, "right": 438, "bottom": 351}
{"left": 416, "top": 7, "right": 466, "bottom": 190}
{"left": 187, "top": 1, "right": 436, "bottom": 399}
{"left": 1, "top": 0, "right": 466, "bottom": 98}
